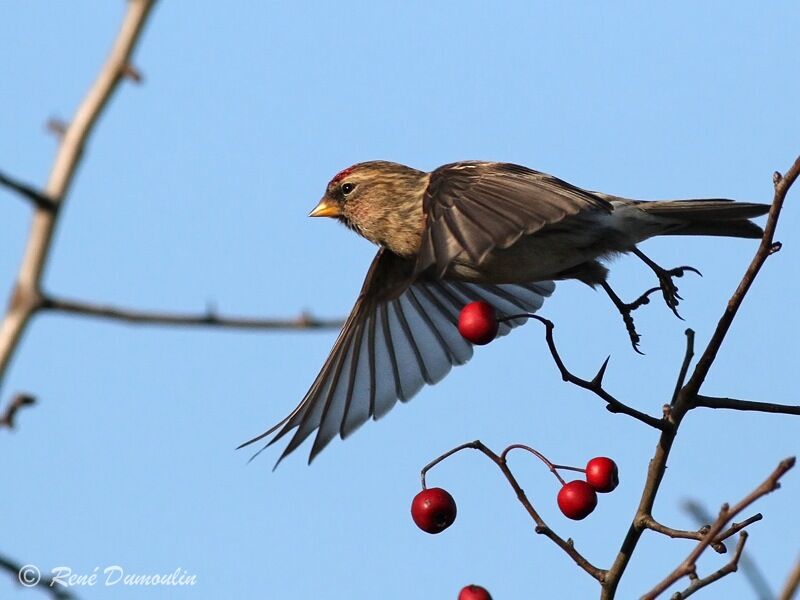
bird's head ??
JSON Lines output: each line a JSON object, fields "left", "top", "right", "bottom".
{"left": 309, "top": 161, "right": 429, "bottom": 257}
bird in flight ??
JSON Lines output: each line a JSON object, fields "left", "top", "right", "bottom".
{"left": 240, "top": 161, "right": 768, "bottom": 465}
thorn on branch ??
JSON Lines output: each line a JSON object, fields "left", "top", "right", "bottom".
{"left": 592, "top": 356, "right": 611, "bottom": 387}
{"left": 121, "top": 63, "right": 143, "bottom": 83}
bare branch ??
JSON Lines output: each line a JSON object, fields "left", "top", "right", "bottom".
{"left": 0, "top": 553, "right": 78, "bottom": 599}
{"left": 0, "top": 0, "right": 158, "bottom": 388}
{"left": 643, "top": 457, "right": 795, "bottom": 600}
{"left": 778, "top": 557, "right": 800, "bottom": 600}
{"left": 681, "top": 155, "right": 800, "bottom": 399}
{"left": 420, "top": 440, "right": 606, "bottom": 582}
{"left": 0, "top": 170, "right": 57, "bottom": 211}
{"left": 519, "top": 314, "right": 665, "bottom": 430}
{"left": 601, "top": 157, "right": 800, "bottom": 600}
{"left": 670, "top": 532, "right": 748, "bottom": 600}
{"left": 40, "top": 295, "right": 343, "bottom": 331}
{"left": 682, "top": 499, "right": 774, "bottom": 598}
{"left": 694, "top": 395, "right": 800, "bottom": 416}
{"left": 640, "top": 513, "right": 762, "bottom": 554}
{"left": 0, "top": 393, "right": 36, "bottom": 429}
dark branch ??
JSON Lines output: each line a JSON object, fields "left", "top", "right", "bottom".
{"left": 522, "top": 314, "right": 665, "bottom": 430}
{"left": 40, "top": 295, "right": 343, "bottom": 331}
{"left": 420, "top": 440, "right": 606, "bottom": 582}
{"left": 694, "top": 395, "right": 800, "bottom": 416}
{"left": 671, "top": 329, "right": 694, "bottom": 405}
{"left": 0, "top": 170, "right": 58, "bottom": 211}
{"left": 0, "top": 393, "right": 36, "bottom": 429}
{"left": 0, "top": 553, "right": 78, "bottom": 599}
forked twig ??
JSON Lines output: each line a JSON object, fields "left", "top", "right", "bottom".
{"left": 642, "top": 457, "right": 795, "bottom": 599}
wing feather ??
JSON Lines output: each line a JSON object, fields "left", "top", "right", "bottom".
{"left": 239, "top": 248, "right": 555, "bottom": 465}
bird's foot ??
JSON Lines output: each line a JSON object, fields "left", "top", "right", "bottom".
{"left": 653, "top": 265, "right": 702, "bottom": 318}
{"left": 600, "top": 282, "right": 660, "bottom": 354}
{"left": 632, "top": 249, "right": 702, "bottom": 319}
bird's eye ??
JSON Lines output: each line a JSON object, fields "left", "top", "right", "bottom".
{"left": 341, "top": 182, "right": 355, "bottom": 195}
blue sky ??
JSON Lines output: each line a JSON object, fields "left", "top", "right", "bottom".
{"left": 1, "top": 2, "right": 798, "bottom": 598}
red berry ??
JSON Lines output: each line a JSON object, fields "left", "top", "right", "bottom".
{"left": 557, "top": 480, "right": 598, "bottom": 520}
{"left": 458, "top": 584, "right": 493, "bottom": 600}
{"left": 585, "top": 457, "right": 619, "bottom": 493}
{"left": 458, "top": 301, "right": 499, "bottom": 345}
{"left": 411, "top": 487, "right": 457, "bottom": 534}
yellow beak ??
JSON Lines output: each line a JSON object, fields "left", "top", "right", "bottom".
{"left": 308, "top": 198, "right": 341, "bottom": 218}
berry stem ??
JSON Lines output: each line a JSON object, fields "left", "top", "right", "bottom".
{"left": 420, "top": 441, "right": 481, "bottom": 489}
{"left": 501, "top": 444, "right": 572, "bottom": 486}
{"left": 497, "top": 312, "right": 538, "bottom": 323}
{"left": 551, "top": 464, "right": 587, "bottom": 474}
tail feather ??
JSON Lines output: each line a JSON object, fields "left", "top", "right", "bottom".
{"left": 637, "top": 199, "right": 769, "bottom": 239}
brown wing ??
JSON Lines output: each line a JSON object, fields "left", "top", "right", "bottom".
{"left": 239, "top": 247, "right": 555, "bottom": 465}
{"left": 415, "top": 161, "right": 613, "bottom": 277}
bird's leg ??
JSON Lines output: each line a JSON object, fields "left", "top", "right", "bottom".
{"left": 599, "top": 280, "right": 661, "bottom": 354}
{"left": 631, "top": 248, "right": 702, "bottom": 319}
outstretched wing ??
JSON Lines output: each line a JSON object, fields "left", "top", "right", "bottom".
{"left": 416, "top": 161, "right": 613, "bottom": 276}
{"left": 239, "top": 248, "right": 554, "bottom": 465}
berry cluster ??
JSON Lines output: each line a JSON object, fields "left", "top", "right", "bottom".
{"left": 556, "top": 456, "right": 619, "bottom": 519}
{"left": 411, "top": 450, "right": 618, "bottom": 598}
{"left": 412, "top": 303, "right": 620, "bottom": 596}
{"left": 412, "top": 453, "right": 618, "bottom": 532}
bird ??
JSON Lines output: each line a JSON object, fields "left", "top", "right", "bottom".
{"left": 240, "top": 160, "right": 769, "bottom": 465}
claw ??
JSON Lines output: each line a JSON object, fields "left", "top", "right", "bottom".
{"left": 632, "top": 249, "right": 703, "bottom": 319}
{"left": 600, "top": 281, "right": 647, "bottom": 353}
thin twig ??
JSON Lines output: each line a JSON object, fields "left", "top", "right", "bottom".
{"left": 0, "top": 393, "right": 36, "bottom": 428}
{"left": 671, "top": 329, "right": 694, "bottom": 406}
{"left": 0, "top": 554, "right": 78, "bottom": 600}
{"left": 420, "top": 440, "right": 606, "bottom": 582}
{"left": 511, "top": 313, "right": 665, "bottom": 430}
{"left": 640, "top": 513, "right": 762, "bottom": 554}
{"left": 642, "top": 456, "right": 795, "bottom": 600}
{"left": 0, "top": 171, "right": 57, "bottom": 211}
{"left": 694, "top": 395, "right": 800, "bottom": 416}
{"left": 778, "top": 557, "right": 800, "bottom": 600}
{"left": 40, "top": 295, "right": 343, "bottom": 331}
{"left": 670, "top": 532, "right": 749, "bottom": 600}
